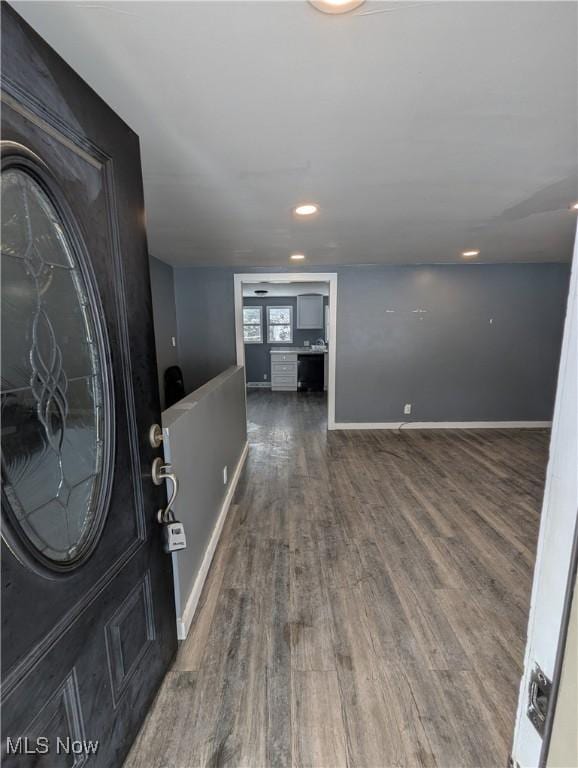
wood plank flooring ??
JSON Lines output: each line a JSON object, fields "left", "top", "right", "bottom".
{"left": 125, "top": 391, "right": 549, "bottom": 768}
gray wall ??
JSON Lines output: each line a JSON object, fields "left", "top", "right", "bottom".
{"left": 173, "top": 263, "right": 570, "bottom": 423}
{"left": 174, "top": 267, "right": 237, "bottom": 392}
{"left": 335, "top": 264, "right": 568, "bottom": 422}
{"left": 243, "top": 296, "right": 328, "bottom": 383}
{"left": 162, "top": 366, "right": 247, "bottom": 635}
{"left": 149, "top": 256, "right": 179, "bottom": 408}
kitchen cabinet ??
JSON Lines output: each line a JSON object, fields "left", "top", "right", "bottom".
{"left": 270, "top": 347, "right": 327, "bottom": 392}
{"left": 270, "top": 351, "right": 298, "bottom": 391}
{"left": 297, "top": 294, "right": 324, "bottom": 329}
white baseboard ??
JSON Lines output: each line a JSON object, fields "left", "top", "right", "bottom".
{"left": 246, "top": 381, "right": 270, "bottom": 389}
{"left": 332, "top": 420, "right": 552, "bottom": 430}
{"left": 176, "top": 440, "right": 249, "bottom": 640}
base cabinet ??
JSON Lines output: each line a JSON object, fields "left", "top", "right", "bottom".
{"left": 271, "top": 352, "right": 297, "bottom": 390}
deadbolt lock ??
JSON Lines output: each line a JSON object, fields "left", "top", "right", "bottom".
{"left": 149, "top": 423, "right": 163, "bottom": 449}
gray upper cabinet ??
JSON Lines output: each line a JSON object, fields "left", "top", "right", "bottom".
{"left": 297, "top": 294, "right": 324, "bottom": 329}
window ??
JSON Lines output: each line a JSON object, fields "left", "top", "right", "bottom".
{"left": 267, "top": 306, "right": 293, "bottom": 343}
{"left": 1, "top": 165, "right": 112, "bottom": 570}
{"left": 243, "top": 306, "right": 263, "bottom": 343}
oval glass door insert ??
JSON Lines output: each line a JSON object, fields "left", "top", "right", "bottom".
{"left": 1, "top": 163, "right": 113, "bottom": 570}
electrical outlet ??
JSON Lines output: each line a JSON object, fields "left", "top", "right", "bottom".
{"left": 404, "top": 403, "right": 412, "bottom": 415}
{"left": 263, "top": 373, "right": 267, "bottom": 380}
{"left": 223, "top": 466, "right": 228, "bottom": 485}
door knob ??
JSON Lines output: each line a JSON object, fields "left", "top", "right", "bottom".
{"left": 151, "top": 457, "right": 179, "bottom": 524}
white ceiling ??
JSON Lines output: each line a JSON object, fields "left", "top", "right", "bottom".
{"left": 14, "top": 1, "right": 578, "bottom": 267}
{"left": 243, "top": 280, "right": 329, "bottom": 296}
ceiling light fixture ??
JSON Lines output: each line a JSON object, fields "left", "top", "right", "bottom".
{"left": 309, "top": 0, "right": 365, "bottom": 14}
{"left": 290, "top": 254, "right": 306, "bottom": 261}
{"left": 293, "top": 203, "right": 319, "bottom": 217}
{"left": 461, "top": 249, "right": 480, "bottom": 258}
{"left": 570, "top": 201, "right": 578, "bottom": 211}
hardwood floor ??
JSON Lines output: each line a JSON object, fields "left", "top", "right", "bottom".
{"left": 125, "top": 391, "right": 549, "bottom": 768}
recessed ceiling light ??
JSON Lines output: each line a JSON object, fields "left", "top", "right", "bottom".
{"left": 294, "top": 203, "right": 319, "bottom": 217}
{"left": 570, "top": 201, "right": 578, "bottom": 211}
{"left": 461, "top": 249, "right": 480, "bottom": 258}
{"left": 309, "top": 0, "right": 365, "bottom": 14}
{"left": 290, "top": 253, "right": 306, "bottom": 261}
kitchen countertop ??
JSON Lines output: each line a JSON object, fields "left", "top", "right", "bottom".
{"left": 270, "top": 347, "right": 327, "bottom": 355}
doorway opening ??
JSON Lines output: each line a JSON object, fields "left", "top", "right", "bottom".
{"left": 234, "top": 273, "right": 338, "bottom": 429}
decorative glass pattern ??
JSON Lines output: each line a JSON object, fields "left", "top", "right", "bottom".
{"left": 1, "top": 168, "right": 108, "bottom": 565}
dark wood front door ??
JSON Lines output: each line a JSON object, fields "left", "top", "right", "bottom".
{"left": 1, "top": 6, "right": 177, "bottom": 765}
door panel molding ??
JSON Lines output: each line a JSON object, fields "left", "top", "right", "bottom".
{"left": 1, "top": 77, "right": 106, "bottom": 168}
{"left": 101, "top": 155, "right": 147, "bottom": 546}
{"left": 26, "top": 668, "right": 86, "bottom": 767}
{"left": 104, "top": 571, "right": 156, "bottom": 709}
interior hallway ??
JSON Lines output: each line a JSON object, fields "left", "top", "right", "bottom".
{"left": 125, "top": 391, "right": 548, "bottom": 768}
